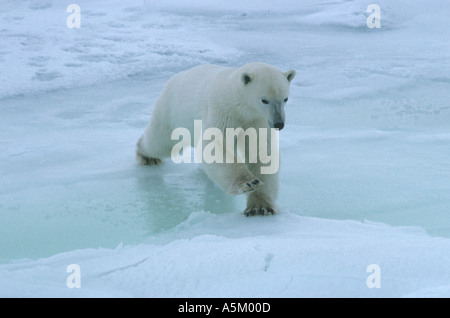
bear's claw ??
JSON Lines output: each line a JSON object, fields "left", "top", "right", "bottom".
{"left": 245, "top": 178, "right": 260, "bottom": 191}
{"left": 240, "top": 177, "right": 262, "bottom": 194}
{"left": 244, "top": 206, "right": 276, "bottom": 217}
{"left": 228, "top": 177, "right": 262, "bottom": 195}
{"left": 136, "top": 153, "right": 162, "bottom": 166}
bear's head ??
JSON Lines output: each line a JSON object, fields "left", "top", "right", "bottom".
{"left": 238, "top": 62, "right": 295, "bottom": 131}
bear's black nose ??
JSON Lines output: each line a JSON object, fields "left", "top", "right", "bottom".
{"left": 274, "top": 123, "right": 284, "bottom": 130}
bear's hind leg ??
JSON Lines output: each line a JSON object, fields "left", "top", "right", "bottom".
{"left": 135, "top": 135, "right": 165, "bottom": 166}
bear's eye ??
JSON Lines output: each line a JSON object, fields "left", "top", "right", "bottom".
{"left": 284, "top": 98, "right": 288, "bottom": 102}
{"left": 261, "top": 99, "right": 269, "bottom": 104}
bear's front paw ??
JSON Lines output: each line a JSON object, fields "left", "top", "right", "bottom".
{"left": 229, "top": 177, "right": 262, "bottom": 195}
{"left": 244, "top": 205, "right": 276, "bottom": 217}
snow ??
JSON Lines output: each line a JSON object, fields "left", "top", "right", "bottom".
{"left": 0, "top": 0, "right": 449, "bottom": 297}
{"left": 2, "top": 212, "right": 450, "bottom": 298}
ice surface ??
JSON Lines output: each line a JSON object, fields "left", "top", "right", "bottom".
{"left": 0, "top": 0, "right": 449, "bottom": 297}
{"left": 2, "top": 212, "right": 450, "bottom": 297}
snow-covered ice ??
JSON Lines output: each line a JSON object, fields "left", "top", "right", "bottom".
{"left": 0, "top": 0, "right": 449, "bottom": 297}
{"left": 3, "top": 212, "right": 450, "bottom": 297}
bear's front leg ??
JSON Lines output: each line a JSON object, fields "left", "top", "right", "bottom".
{"left": 244, "top": 163, "right": 279, "bottom": 216}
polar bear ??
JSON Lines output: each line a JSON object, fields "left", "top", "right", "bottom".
{"left": 136, "top": 62, "right": 295, "bottom": 216}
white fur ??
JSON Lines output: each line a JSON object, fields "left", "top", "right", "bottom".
{"left": 136, "top": 62, "right": 295, "bottom": 216}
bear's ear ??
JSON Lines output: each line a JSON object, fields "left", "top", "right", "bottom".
{"left": 241, "top": 73, "right": 253, "bottom": 85}
{"left": 284, "top": 70, "right": 296, "bottom": 83}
